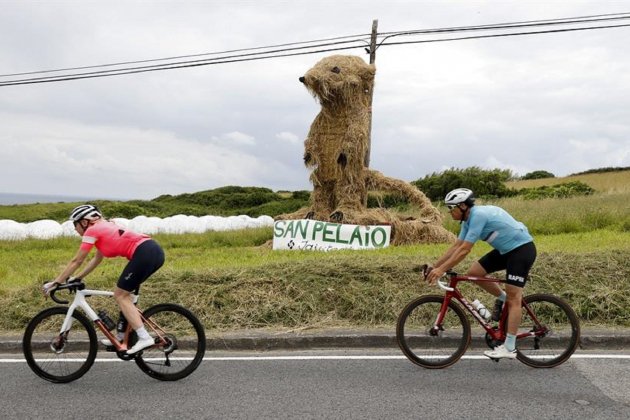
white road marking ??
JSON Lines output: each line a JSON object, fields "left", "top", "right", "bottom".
{"left": 3, "top": 354, "right": 630, "bottom": 363}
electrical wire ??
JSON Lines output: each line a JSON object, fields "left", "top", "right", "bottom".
{"left": 0, "top": 32, "right": 372, "bottom": 78}
{"left": 379, "top": 23, "right": 630, "bottom": 48}
{"left": 1, "top": 12, "right": 629, "bottom": 87}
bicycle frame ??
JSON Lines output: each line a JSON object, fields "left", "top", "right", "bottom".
{"left": 58, "top": 287, "right": 167, "bottom": 352}
{"left": 435, "top": 274, "right": 545, "bottom": 343}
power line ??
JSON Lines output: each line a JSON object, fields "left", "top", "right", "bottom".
{"left": 380, "top": 23, "right": 630, "bottom": 48}
{"left": 2, "top": 13, "right": 629, "bottom": 87}
{"left": 0, "top": 32, "right": 372, "bottom": 78}
{"left": 0, "top": 37, "right": 371, "bottom": 86}
{"left": 4, "top": 12, "right": 627, "bottom": 80}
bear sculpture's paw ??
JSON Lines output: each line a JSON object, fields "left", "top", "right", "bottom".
{"left": 305, "top": 211, "right": 316, "bottom": 220}
{"left": 329, "top": 211, "right": 344, "bottom": 223}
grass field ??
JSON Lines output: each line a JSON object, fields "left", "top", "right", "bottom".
{"left": 507, "top": 169, "right": 630, "bottom": 193}
{"left": 1, "top": 170, "right": 629, "bottom": 333}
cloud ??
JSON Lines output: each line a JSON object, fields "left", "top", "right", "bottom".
{"left": 0, "top": 112, "right": 301, "bottom": 199}
{"left": 220, "top": 131, "right": 256, "bottom": 146}
{"left": 0, "top": 1, "right": 629, "bottom": 201}
{"left": 275, "top": 131, "right": 300, "bottom": 144}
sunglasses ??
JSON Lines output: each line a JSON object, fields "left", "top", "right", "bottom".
{"left": 447, "top": 205, "right": 458, "bottom": 211}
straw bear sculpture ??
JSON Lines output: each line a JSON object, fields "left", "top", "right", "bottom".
{"left": 279, "top": 55, "right": 454, "bottom": 245}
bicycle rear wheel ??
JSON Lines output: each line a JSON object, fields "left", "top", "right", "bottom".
{"left": 134, "top": 303, "right": 206, "bottom": 381}
{"left": 517, "top": 294, "right": 580, "bottom": 368}
{"left": 23, "top": 307, "right": 97, "bottom": 383}
{"left": 396, "top": 295, "right": 471, "bottom": 369}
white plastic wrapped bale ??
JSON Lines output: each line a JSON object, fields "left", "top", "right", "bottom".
{"left": 111, "top": 218, "right": 130, "bottom": 229}
{"left": 224, "top": 215, "right": 244, "bottom": 230}
{"left": 0, "top": 220, "right": 28, "bottom": 240}
{"left": 256, "top": 215, "right": 274, "bottom": 227}
{"left": 199, "top": 215, "right": 220, "bottom": 232}
{"left": 160, "top": 214, "right": 192, "bottom": 235}
{"left": 26, "top": 220, "right": 63, "bottom": 240}
{"left": 186, "top": 216, "right": 206, "bottom": 234}
{"left": 128, "top": 215, "right": 163, "bottom": 235}
{"left": 61, "top": 220, "right": 80, "bottom": 237}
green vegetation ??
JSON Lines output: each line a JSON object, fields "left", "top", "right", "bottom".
{"left": 412, "top": 167, "right": 515, "bottom": 201}
{"left": 1, "top": 167, "right": 629, "bottom": 333}
{"left": 1, "top": 229, "right": 629, "bottom": 332}
{"left": 522, "top": 170, "right": 555, "bottom": 180}
{"left": 514, "top": 181, "right": 594, "bottom": 200}
{"left": 0, "top": 186, "right": 311, "bottom": 223}
{"left": 570, "top": 166, "right": 630, "bottom": 176}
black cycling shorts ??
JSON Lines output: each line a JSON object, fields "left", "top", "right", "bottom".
{"left": 478, "top": 242, "right": 537, "bottom": 288}
{"left": 117, "top": 240, "right": 165, "bottom": 293}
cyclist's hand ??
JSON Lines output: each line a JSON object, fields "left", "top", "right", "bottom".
{"left": 67, "top": 276, "right": 82, "bottom": 284}
{"left": 426, "top": 267, "right": 445, "bottom": 285}
{"left": 421, "top": 265, "right": 433, "bottom": 280}
{"left": 42, "top": 281, "right": 59, "bottom": 296}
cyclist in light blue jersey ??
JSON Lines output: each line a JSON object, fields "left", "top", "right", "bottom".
{"left": 426, "top": 188, "right": 537, "bottom": 360}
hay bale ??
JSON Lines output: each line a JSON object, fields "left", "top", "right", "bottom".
{"left": 278, "top": 54, "right": 454, "bottom": 245}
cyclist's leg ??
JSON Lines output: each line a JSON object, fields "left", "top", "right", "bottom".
{"left": 504, "top": 242, "right": 537, "bottom": 335}
{"left": 504, "top": 284, "right": 523, "bottom": 335}
{"left": 115, "top": 240, "right": 165, "bottom": 352}
{"left": 470, "top": 250, "right": 505, "bottom": 297}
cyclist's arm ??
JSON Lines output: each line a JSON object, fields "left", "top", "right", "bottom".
{"left": 433, "top": 239, "right": 464, "bottom": 268}
{"left": 427, "top": 241, "right": 475, "bottom": 284}
{"left": 74, "top": 250, "right": 104, "bottom": 279}
{"left": 53, "top": 248, "right": 91, "bottom": 284}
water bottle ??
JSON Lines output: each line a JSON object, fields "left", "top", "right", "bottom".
{"left": 97, "top": 310, "right": 116, "bottom": 331}
{"left": 472, "top": 300, "right": 491, "bottom": 321}
{"left": 116, "top": 313, "right": 128, "bottom": 334}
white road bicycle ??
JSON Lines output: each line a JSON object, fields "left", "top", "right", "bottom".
{"left": 23, "top": 279, "right": 206, "bottom": 383}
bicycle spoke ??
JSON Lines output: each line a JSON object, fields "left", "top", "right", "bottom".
{"left": 134, "top": 304, "right": 205, "bottom": 381}
{"left": 397, "top": 296, "right": 470, "bottom": 369}
{"left": 517, "top": 294, "right": 580, "bottom": 368}
{"left": 23, "top": 307, "right": 97, "bottom": 383}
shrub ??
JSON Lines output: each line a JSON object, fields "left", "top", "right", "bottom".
{"left": 412, "top": 167, "right": 516, "bottom": 201}
{"left": 517, "top": 181, "right": 595, "bottom": 200}
{"left": 101, "top": 202, "right": 146, "bottom": 218}
{"left": 522, "top": 170, "right": 555, "bottom": 180}
{"left": 291, "top": 190, "right": 311, "bottom": 200}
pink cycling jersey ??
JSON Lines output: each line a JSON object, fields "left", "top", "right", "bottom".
{"left": 80, "top": 220, "right": 150, "bottom": 260}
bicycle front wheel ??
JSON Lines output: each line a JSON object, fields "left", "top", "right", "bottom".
{"left": 134, "top": 303, "right": 206, "bottom": 381}
{"left": 517, "top": 294, "right": 580, "bottom": 368}
{"left": 23, "top": 307, "right": 97, "bottom": 383}
{"left": 396, "top": 295, "right": 471, "bottom": 369}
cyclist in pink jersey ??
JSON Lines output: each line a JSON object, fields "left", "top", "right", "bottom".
{"left": 43, "top": 204, "right": 165, "bottom": 355}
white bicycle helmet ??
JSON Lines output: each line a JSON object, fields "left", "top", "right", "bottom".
{"left": 444, "top": 188, "right": 475, "bottom": 206}
{"left": 69, "top": 204, "right": 102, "bottom": 222}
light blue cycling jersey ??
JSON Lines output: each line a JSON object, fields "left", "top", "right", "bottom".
{"left": 458, "top": 205, "right": 533, "bottom": 254}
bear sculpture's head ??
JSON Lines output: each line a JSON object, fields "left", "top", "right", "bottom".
{"left": 299, "top": 55, "right": 375, "bottom": 108}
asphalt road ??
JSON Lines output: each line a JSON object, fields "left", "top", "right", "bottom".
{"left": 2, "top": 349, "right": 629, "bottom": 419}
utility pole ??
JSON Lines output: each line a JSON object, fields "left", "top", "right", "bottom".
{"left": 365, "top": 19, "right": 378, "bottom": 169}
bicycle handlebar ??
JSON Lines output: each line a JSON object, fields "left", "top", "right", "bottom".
{"left": 436, "top": 278, "right": 454, "bottom": 292}
{"left": 49, "top": 280, "right": 86, "bottom": 305}
{"left": 421, "top": 264, "right": 457, "bottom": 292}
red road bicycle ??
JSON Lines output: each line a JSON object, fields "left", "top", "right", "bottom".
{"left": 396, "top": 266, "right": 580, "bottom": 369}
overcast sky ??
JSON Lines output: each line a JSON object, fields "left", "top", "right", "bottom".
{"left": 1, "top": 0, "right": 629, "bottom": 201}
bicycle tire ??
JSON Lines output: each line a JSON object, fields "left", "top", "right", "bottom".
{"left": 134, "top": 303, "right": 206, "bottom": 381}
{"left": 397, "top": 295, "right": 471, "bottom": 369}
{"left": 516, "top": 293, "right": 580, "bottom": 368}
{"left": 23, "top": 307, "right": 97, "bottom": 383}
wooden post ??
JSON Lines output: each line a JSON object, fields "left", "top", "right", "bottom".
{"left": 363, "top": 19, "right": 378, "bottom": 206}
{"left": 365, "top": 19, "right": 378, "bottom": 168}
